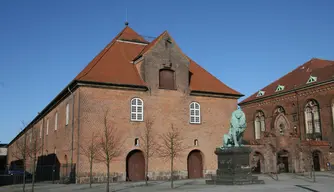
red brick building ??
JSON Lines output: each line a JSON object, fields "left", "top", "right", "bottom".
{"left": 7, "top": 26, "right": 243, "bottom": 183}
{"left": 239, "top": 58, "right": 334, "bottom": 173}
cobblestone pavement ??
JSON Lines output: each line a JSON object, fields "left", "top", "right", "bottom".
{"left": 1, "top": 172, "right": 334, "bottom": 192}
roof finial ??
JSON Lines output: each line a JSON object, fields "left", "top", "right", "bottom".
{"left": 125, "top": 8, "right": 129, "bottom": 26}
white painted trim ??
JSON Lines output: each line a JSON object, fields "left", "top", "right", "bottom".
{"left": 189, "top": 102, "right": 201, "bottom": 124}
{"left": 130, "top": 98, "right": 144, "bottom": 121}
{"left": 116, "top": 39, "right": 148, "bottom": 46}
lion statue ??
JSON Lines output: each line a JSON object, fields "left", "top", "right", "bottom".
{"left": 222, "top": 108, "right": 247, "bottom": 148}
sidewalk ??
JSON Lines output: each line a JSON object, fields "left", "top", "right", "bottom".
{"left": 1, "top": 173, "right": 333, "bottom": 192}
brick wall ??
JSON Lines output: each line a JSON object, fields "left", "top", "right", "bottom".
{"left": 76, "top": 86, "right": 237, "bottom": 181}
{"left": 240, "top": 83, "right": 334, "bottom": 172}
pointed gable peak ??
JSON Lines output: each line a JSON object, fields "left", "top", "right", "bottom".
{"left": 117, "top": 26, "right": 149, "bottom": 44}
{"left": 133, "top": 30, "right": 187, "bottom": 62}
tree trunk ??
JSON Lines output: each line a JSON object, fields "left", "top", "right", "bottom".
{"left": 170, "top": 157, "right": 174, "bottom": 189}
{"left": 89, "top": 160, "right": 93, "bottom": 188}
{"left": 23, "top": 161, "right": 26, "bottom": 192}
{"left": 106, "top": 162, "right": 110, "bottom": 192}
{"left": 32, "top": 155, "right": 36, "bottom": 192}
{"left": 145, "top": 155, "right": 148, "bottom": 186}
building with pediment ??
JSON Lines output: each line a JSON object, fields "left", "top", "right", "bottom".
{"left": 239, "top": 58, "right": 334, "bottom": 173}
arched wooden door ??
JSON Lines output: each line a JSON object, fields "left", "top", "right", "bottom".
{"left": 187, "top": 150, "right": 203, "bottom": 179}
{"left": 126, "top": 150, "right": 145, "bottom": 181}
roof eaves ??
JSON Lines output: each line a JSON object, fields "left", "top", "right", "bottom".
{"left": 238, "top": 78, "right": 334, "bottom": 106}
{"left": 190, "top": 90, "right": 244, "bottom": 99}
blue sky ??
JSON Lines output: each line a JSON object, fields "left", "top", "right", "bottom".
{"left": 0, "top": 0, "right": 334, "bottom": 143}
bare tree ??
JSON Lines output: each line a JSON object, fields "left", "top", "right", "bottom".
{"left": 97, "top": 109, "right": 123, "bottom": 192}
{"left": 26, "top": 126, "right": 42, "bottom": 192}
{"left": 139, "top": 118, "right": 156, "bottom": 186}
{"left": 262, "top": 129, "right": 279, "bottom": 180}
{"left": 157, "top": 124, "right": 188, "bottom": 189}
{"left": 297, "top": 140, "right": 316, "bottom": 182}
{"left": 11, "top": 121, "right": 28, "bottom": 192}
{"left": 80, "top": 132, "right": 100, "bottom": 188}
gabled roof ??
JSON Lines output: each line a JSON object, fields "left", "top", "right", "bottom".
{"left": 75, "top": 26, "right": 241, "bottom": 96}
{"left": 239, "top": 58, "right": 334, "bottom": 105}
{"left": 75, "top": 26, "right": 147, "bottom": 86}
{"left": 189, "top": 59, "right": 241, "bottom": 95}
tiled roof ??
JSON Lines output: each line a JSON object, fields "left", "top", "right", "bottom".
{"left": 75, "top": 26, "right": 147, "bottom": 86}
{"left": 189, "top": 59, "right": 241, "bottom": 95}
{"left": 76, "top": 26, "right": 241, "bottom": 96}
{"left": 239, "top": 58, "right": 334, "bottom": 105}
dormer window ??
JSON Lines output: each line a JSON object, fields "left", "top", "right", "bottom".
{"left": 307, "top": 75, "right": 317, "bottom": 84}
{"left": 256, "top": 91, "right": 265, "bottom": 97}
{"left": 275, "top": 85, "right": 285, "bottom": 92}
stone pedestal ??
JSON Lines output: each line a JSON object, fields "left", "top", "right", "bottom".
{"left": 206, "top": 147, "right": 264, "bottom": 185}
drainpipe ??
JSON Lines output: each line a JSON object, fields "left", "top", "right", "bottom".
{"left": 68, "top": 87, "right": 75, "bottom": 182}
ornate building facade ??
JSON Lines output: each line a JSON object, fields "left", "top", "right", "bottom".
{"left": 239, "top": 58, "right": 334, "bottom": 173}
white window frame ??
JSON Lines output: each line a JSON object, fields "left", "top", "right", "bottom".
{"left": 275, "top": 85, "right": 285, "bottom": 92}
{"left": 46, "top": 119, "right": 49, "bottom": 135}
{"left": 189, "top": 102, "right": 201, "bottom": 124}
{"left": 130, "top": 98, "right": 144, "bottom": 121}
{"left": 55, "top": 112, "right": 58, "bottom": 130}
{"left": 66, "top": 103, "right": 69, "bottom": 125}
{"left": 306, "top": 75, "right": 317, "bottom": 84}
{"left": 256, "top": 90, "right": 265, "bottom": 97}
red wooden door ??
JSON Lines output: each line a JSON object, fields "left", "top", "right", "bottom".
{"left": 188, "top": 151, "right": 203, "bottom": 179}
{"left": 127, "top": 151, "right": 145, "bottom": 181}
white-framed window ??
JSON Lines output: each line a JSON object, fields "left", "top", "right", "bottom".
{"left": 130, "top": 98, "right": 144, "bottom": 121}
{"left": 190, "top": 102, "right": 201, "bottom": 124}
{"left": 275, "top": 85, "right": 285, "bottom": 92}
{"left": 55, "top": 112, "right": 58, "bottom": 130}
{"left": 304, "top": 100, "right": 322, "bottom": 140}
{"left": 306, "top": 75, "right": 317, "bottom": 84}
{"left": 46, "top": 119, "right": 49, "bottom": 135}
{"left": 66, "top": 103, "right": 69, "bottom": 125}
{"left": 256, "top": 90, "right": 265, "bottom": 97}
{"left": 254, "top": 111, "right": 265, "bottom": 139}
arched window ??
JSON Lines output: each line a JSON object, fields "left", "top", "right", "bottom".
{"left": 159, "top": 69, "right": 175, "bottom": 90}
{"left": 130, "top": 98, "right": 144, "bottom": 121}
{"left": 190, "top": 102, "right": 201, "bottom": 124}
{"left": 254, "top": 111, "right": 265, "bottom": 139}
{"left": 274, "top": 106, "right": 285, "bottom": 116}
{"left": 304, "top": 100, "right": 322, "bottom": 140}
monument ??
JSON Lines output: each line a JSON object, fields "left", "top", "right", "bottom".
{"left": 206, "top": 108, "right": 265, "bottom": 185}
